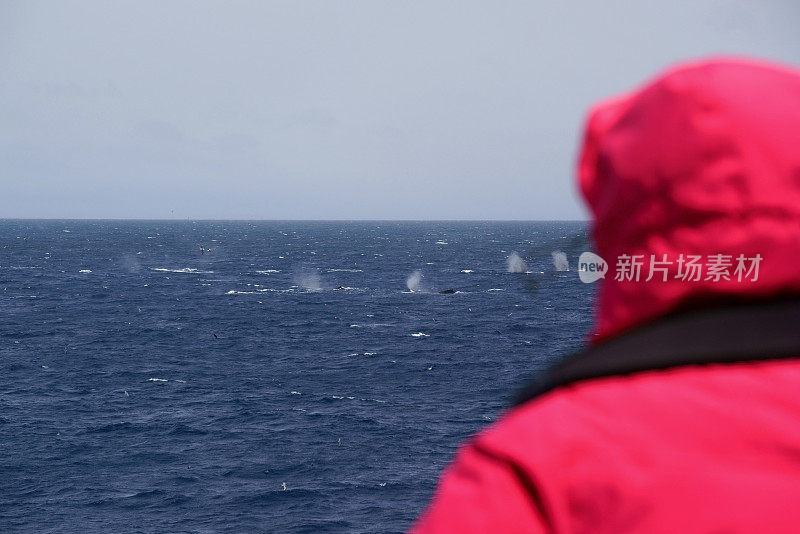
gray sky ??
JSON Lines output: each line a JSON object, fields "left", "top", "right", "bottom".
{"left": 2, "top": 1, "right": 799, "bottom": 220}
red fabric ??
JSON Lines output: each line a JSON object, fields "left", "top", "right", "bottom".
{"left": 413, "top": 360, "right": 800, "bottom": 533}
{"left": 579, "top": 57, "right": 800, "bottom": 342}
{"left": 412, "top": 57, "right": 800, "bottom": 533}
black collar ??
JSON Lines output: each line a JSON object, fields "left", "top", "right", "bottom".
{"left": 513, "top": 298, "right": 800, "bottom": 407}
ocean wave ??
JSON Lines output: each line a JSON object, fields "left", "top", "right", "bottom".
{"left": 330, "top": 395, "right": 387, "bottom": 403}
{"left": 152, "top": 267, "right": 214, "bottom": 274}
{"left": 255, "top": 269, "right": 281, "bottom": 274}
{"left": 411, "top": 332, "right": 429, "bottom": 338}
{"left": 227, "top": 288, "right": 293, "bottom": 295}
{"left": 460, "top": 269, "right": 474, "bottom": 273}
{"left": 326, "top": 268, "right": 363, "bottom": 272}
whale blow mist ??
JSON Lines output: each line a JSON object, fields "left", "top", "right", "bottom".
{"left": 506, "top": 252, "right": 527, "bottom": 273}
{"left": 406, "top": 270, "right": 423, "bottom": 292}
{"left": 294, "top": 268, "right": 322, "bottom": 291}
{"left": 552, "top": 251, "right": 569, "bottom": 271}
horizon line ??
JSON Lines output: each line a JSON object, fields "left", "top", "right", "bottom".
{"left": 1, "top": 217, "right": 590, "bottom": 223}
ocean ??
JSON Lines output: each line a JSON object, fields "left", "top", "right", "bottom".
{"left": 1, "top": 220, "right": 593, "bottom": 533}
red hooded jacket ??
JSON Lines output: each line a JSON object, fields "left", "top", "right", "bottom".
{"left": 412, "top": 58, "right": 800, "bottom": 533}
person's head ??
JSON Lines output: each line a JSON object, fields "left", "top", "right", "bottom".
{"left": 579, "top": 57, "right": 800, "bottom": 343}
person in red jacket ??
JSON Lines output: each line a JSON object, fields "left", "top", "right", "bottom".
{"left": 412, "top": 57, "right": 800, "bottom": 533}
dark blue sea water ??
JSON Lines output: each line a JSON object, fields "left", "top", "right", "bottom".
{"left": 1, "top": 221, "right": 593, "bottom": 533}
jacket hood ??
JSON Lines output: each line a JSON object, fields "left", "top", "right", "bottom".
{"left": 579, "top": 57, "right": 800, "bottom": 343}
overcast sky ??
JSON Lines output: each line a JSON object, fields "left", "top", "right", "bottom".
{"left": 2, "top": 1, "right": 799, "bottom": 220}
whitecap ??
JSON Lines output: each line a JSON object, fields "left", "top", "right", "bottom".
{"left": 460, "top": 269, "right": 474, "bottom": 273}
{"left": 148, "top": 378, "right": 168, "bottom": 382}
{"left": 79, "top": 269, "right": 92, "bottom": 273}
{"left": 326, "top": 268, "right": 363, "bottom": 273}
{"left": 411, "top": 332, "right": 430, "bottom": 338}
{"left": 435, "top": 241, "right": 448, "bottom": 245}
{"left": 487, "top": 288, "right": 505, "bottom": 292}
{"left": 291, "top": 391, "right": 301, "bottom": 395}
{"left": 152, "top": 267, "right": 213, "bottom": 274}
{"left": 255, "top": 270, "right": 280, "bottom": 274}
